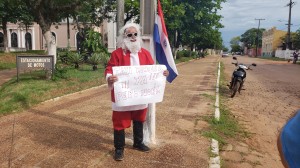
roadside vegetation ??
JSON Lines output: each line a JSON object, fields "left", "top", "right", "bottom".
{"left": 175, "top": 50, "right": 208, "bottom": 64}
{"left": 259, "top": 57, "right": 286, "bottom": 61}
{"left": 259, "top": 56, "right": 300, "bottom": 64}
{"left": 202, "top": 62, "right": 250, "bottom": 148}
{"left": 0, "top": 51, "right": 196, "bottom": 116}
{"left": 0, "top": 51, "right": 106, "bottom": 116}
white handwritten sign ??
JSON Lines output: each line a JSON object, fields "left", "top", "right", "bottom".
{"left": 112, "top": 65, "right": 167, "bottom": 106}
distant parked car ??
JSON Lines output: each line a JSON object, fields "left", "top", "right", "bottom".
{"left": 222, "top": 52, "right": 229, "bottom": 57}
{"left": 235, "top": 52, "right": 241, "bottom": 55}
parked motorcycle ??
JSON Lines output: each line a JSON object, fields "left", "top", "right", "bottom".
{"left": 229, "top": 57, "right": 257, "bottom": 98}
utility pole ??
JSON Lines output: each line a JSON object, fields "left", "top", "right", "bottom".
{"left": 286, "top": 0, "right": 295, "bottom": 49}
{"left": 255, "top": 18, "right": 265, "bottom": 57}
{"left": 117, "top": 0, "right": 124, "bottom": 36}
{"left": 140, "top": 0, "right": 157, "bottom": 145}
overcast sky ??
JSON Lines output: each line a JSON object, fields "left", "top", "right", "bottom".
{"left": 219, "top": 0, "right": 300, "bottom": 48}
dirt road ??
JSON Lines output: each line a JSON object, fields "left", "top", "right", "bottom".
{"left": 221, "top": 56, "right": 300, "bottom": 167}
{"left": 0, "top": 69, "right": 16, "bottom": 86}
{"left": 0, "top": 56, "right": 219, "bottom": 168}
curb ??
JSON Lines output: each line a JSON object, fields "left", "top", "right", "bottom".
{"left": 43, "top": 84, "right": 108, "bottom": 103}
{"left": 209, "top": 61, "right": 221, "bottom": 168}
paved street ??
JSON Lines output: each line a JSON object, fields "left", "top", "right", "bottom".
{"left": 0, "top": 56, "right": 219, "bottom": 168}
{"left": 220, "top": 56, "right": 300, "bottom": 168}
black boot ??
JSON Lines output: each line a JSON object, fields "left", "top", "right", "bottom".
{"left": 133, "top": 121, "right": 150, "bottom": 152}
{"left": 114, "top": 129, "right": 125, "bottom": 161}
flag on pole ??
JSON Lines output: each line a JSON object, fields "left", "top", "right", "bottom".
{"left": 154, "top": 0, "right": 178, "bottom": 83}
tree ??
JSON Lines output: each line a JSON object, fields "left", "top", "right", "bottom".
{"left": 281, "top": 30, "right": 300, "bottom": 50}
{"left": 292, "top": 29, "right": 300, "bottom": 50}
{"left": 182, "top": 0, "right": 224, "bottom": 50}
{"left": 230, "top": 36, "right": 242, "bottom": 52}
{"left": 161, "top": 0, "right": 225, "bottom": 51}
{"left": 18, "top": 2, "right": 34, "bottom": 51}
{"left": 240, "top": 28, "right": 265, "bottom": 48}
{"left": 23, "top": 0, "right": 83, "bottom": 64}
{"left": 160, "top": 1, "right": 185, "bottom": 48}
{"left": 71, "top": 0, "right": 140, "bottom": 53}
{"left": 73, "top": 0, "right": 115, "bottom": 27}
{"left": 70, "top": 0, "right": 118, "bottom": 53}
{"left": 0, "top": 0, "right": 24, "bottom": 52}
{"left": 82, "top": 29, "right": 107, "bottom": 55}
{"left": 22, "top": 0, "right": 125, "bottom": 62}
{"left": 230, "top": 36, "right": 240, "bottom": 46}
{"left": 124, "top": 0, "right": 140, "bottom": 23}
{"left": 222, "top": 46, "right": 229, "bottom": 52}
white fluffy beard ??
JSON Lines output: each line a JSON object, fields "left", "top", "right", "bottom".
{"left": 124, "top": 38, "right": 141, "bottom": 53}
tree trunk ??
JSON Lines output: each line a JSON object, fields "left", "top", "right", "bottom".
{"left": 44, "top": 30, "right": 57, "bottom": 65}
{"left": 2, "top": 20, "right": 9, "bottom": 53}
{"left": 67, "top": 17, "right": 70, "bottom": 50}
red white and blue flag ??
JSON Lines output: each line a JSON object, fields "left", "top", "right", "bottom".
{"left": 154, "top": 0, "right": 178, "bottom": 83}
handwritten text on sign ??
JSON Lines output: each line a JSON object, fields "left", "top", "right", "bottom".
{"left": 113, "top": 65, "right": 167, "bottom": 106}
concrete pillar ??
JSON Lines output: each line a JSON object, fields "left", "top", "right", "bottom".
{"left": 140, "top": 0, "right": 156, "bottom": 58}
{"left": 140, "top": 0, "right": 157, "bottom": 145}
{"left": 8, "top": 29, "right": 11, "bottom": 48}
{"left": 21, "top": 29, "right": 25, "bottom": 48}
{"left": 18, "top": 29, "right": 21, "bottom": 48}
{"left": 32, "top": 27, "right": 36, "bottom": 50}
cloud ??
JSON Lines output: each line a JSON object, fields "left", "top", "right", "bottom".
{"left": 219, "top": 0, "right": 300, "bottom": 47}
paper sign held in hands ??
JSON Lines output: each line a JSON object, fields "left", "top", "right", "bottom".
{"left": 112, "top": 65, "right": 167, "bottom": 106}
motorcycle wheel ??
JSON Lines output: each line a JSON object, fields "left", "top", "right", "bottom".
{"left": 230, "top": 80, "right": 240, "bottom": 98}
{"left": 238, "top": 81, "right": 244, "bottom": 93}
{"left": 229, "top": 78, "right": 234, "bottom": 89}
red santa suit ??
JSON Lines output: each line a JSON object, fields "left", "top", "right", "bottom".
{"left": 105, "top": 47, "right": 154, "bottom": 130}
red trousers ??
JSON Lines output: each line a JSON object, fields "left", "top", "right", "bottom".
{"left": 112, "top": 108, "right": 148, "bottom": 130}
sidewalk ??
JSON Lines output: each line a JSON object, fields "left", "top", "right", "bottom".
{"left": 0, "top": 56, "right": 219, "bottom": 168}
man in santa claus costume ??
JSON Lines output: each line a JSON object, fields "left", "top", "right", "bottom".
{"left": 105, "top": 22, "right": 169, "bottom": 161}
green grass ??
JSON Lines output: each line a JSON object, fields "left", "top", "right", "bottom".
{"left": 202, "top": 62, "right": 249, "bottom": 147}
{"left": 0, "top": 64, "right": 105, "bottom": 116}
{"left": 200, "top": 93, "right": 215, "bottom": 101}
{"left": 175, "top": 56, "right": 194, "bottom": 64}
{"left": 12, "top": 50, "right": 46, "bottom": 54}
{"left": 0, "top": 63, "right": 15, "bottom": 70}
{"left": 203, "top": 104, "right": 250, "bottom": 146}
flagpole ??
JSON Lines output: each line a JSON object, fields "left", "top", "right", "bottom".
{"left": 140, "top": 0, "right": 157, "bottom": 145}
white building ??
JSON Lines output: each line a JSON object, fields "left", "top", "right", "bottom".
{"left": 0, "top": 20, "right": 117, "bottom": 53}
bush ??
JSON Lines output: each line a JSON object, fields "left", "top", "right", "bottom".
{"left": 68, "top": 53, "right": 83, "bottom": 69}
{"left": 88, "top": 53, "right": 102, "bottom": 71}
{"left": 54, "top": 63, "right": 69, "bottom": 80}
{"left": 100, "top": 52, "right": 110, "bottom": 67}
{"left": 82, "top": 29, "right": 107, "bottom": 54}
{"left": 57, "top": 51, "right": 69, "bottom": 64}
{"left": 176, "top": 50, "right": 197, "bottom": 59}
{"left": 183, "top": 50, "right": 191, "bottom": 57}
{"left": 176, "top": 50, "right": 188, "bottom": 59}
{"left": 86, "top": 52, "right": 110, "bottom": 70}
{"left": 191, "top": 51, "right": 198, "bottom": 59}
